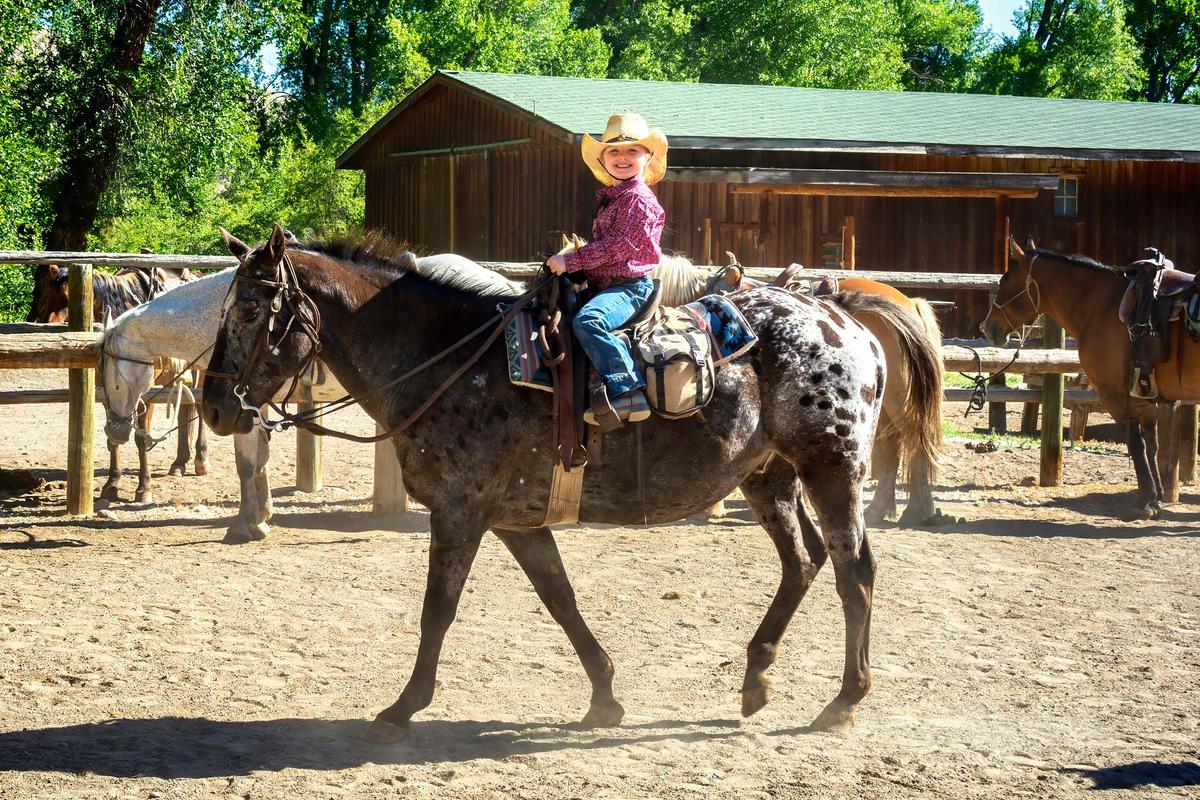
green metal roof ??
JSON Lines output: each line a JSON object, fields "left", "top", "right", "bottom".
{"left": 338, "top": 70, "right": 1200, "bottom": 168}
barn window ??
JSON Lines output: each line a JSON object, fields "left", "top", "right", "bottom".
{"left": 1054, "top": 176, "right": 1078, "bottom": 217}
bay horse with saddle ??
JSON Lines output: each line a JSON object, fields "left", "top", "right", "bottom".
{"left": 981, "top": 236, "right": 1200, "bottom": 520}
{"left": 202, "top": 225, "right": 901, "bottom": 742}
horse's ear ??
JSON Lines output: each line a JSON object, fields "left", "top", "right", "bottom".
{"left": 220, "top": 227, "right": 250, "bottom": 258}
{"left": 1008, "top": 236, "right": 1025, "bottom": 259}
{"left": 103, "top": 310, "right": 113, "bottom": 330}
{"left": 266, "top": 223, "right": 288, "bottom": 265}
{"left": 48, "top": 264, "right": 60, "bottom": 279}
{"left": 1025, "top": 235, "right": 1037, "bottom": 252}
{"left": 560, "top": 234, "right": 570, "bottom": 248}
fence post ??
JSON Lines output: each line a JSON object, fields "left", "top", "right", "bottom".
{"left": 1039, "top": 317, "right": 1065, "bottom": 486}
{"left": 373, "top": 424, "right": 408, "bottom": 513}
{"left": 66, "top": 264, "right": 94, "bottom": 515}
{"left": 295, "top": 402, "right": 322, "bottom": 492}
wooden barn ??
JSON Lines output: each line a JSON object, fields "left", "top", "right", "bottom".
{"left": 336, "top": 70, "right": 1200, "bottom": 335}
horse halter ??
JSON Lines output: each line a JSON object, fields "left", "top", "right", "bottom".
{"left": 988, "top": 253, "right": 1043, "bottom": 344}
{"left": 208, "top": 250, "right": 323, "bottom": 432}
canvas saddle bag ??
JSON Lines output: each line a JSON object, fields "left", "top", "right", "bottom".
{"left": 632, "top": 306, "right": 716, "bottom": 419}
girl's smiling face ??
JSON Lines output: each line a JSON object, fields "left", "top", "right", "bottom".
{"left": 602, "top": 143, "right": 651, "bottom": 182}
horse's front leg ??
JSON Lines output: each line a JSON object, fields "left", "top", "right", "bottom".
{"left": 193, "top": 402, "right": 210, "bottom": 476}
{"left": 100, "top": 441, "right": 122, "bottom": 502}
{"left": 1124, "top": 419, "right": 1160, "bottom": 520}
{"left": 225, "top": 428, "right": 270, "bottom": 543}
{"left": 493, "top": 527, "right": 624, "bottom": 727}
{"left": 364, "top": 509, "right": 487, "bottom": 744}
{"left": 134, "top": 405, "right": 154, "bottom": 504}
{"left": 169, "top": 400, "right": 193, "bottom": 476}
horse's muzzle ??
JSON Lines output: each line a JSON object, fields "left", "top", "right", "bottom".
{"left": 104, "top": 419, "right": 133, "bottom": 446}
{"left": 203, "top": 395, "right": 254, "bottom": 436}
{"left": 979, "top": 316, "right": 1009, "bottom": 347}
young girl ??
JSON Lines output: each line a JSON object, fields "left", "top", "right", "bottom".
{"left": 546, "top": 112, "right": 668, "bottom": 423}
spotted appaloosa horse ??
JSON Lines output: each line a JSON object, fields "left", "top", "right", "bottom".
{"left": 203, "top": 226, "right": 888, "bottom": 743}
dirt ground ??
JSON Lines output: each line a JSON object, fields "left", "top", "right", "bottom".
{"left": 1, "top": 368, "right": 1198, "bottom": 799}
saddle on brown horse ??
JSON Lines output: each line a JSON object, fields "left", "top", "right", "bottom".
{"left": 1118, "top": 247, "right": 1199, "bottom": 399}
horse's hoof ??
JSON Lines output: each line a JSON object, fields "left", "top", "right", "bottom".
{"left": 863, "top": 505, "right": 894, "bottom": 526}
{"left": 194, "top": 460, "right": 209, "bottom": 477}
{"left": 135, "top": 491, "right": 153, "bottom": 504}
{"left": 223, "top": 522, "right": 267, "bottom": 544}
{"left": 169, "top": 463, "right": 186, "bottom": 477}
{"left": 809, "top": 701, "right": 856, "bottom": 734}
{"left": 1123, "top": 506, "right": 1155, "bottom": 522}
{"left": 741, "top": 686, "right": 771, "bottom": 717}
{"left": 100, "top": 486, "right": 120, "bottom": 502}
{"left": 707, "top": 500, "right": 726, "bottom": 518}
{"left": 900, "top": 507, "right": 958, "bottom": 529}
{"left": 578, "top": 700, "right": 625, "bottom": 728}
{"left": 361, "top": 718, "right": 410, "bottom": 744}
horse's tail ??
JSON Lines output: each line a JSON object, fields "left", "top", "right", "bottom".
{"left": 827, "top": 291, "right": 944, "bottom": 473}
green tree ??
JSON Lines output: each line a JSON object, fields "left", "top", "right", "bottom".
{"left": 1125, "top": 0, "right": 1200, "bottom": 102}
{"left": 975, "top": 0, "right": 1142, "bottom": 99}
{"left": 895, "top": 0, "right": 987, "bottom": 92}
{"left": 690, "top": 0, "right": 908, "bottom": 89}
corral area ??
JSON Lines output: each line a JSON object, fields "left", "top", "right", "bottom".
{"left": 1, "top": 367, "right": 1198, "bottom": 799}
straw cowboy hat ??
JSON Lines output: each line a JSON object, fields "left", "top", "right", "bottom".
{"left": 581, "top": 112, "right": 669, "bottom": 186}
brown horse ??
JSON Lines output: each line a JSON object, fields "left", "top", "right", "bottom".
{"left": 203, "top": 225, "right": 889, "bottom": 742}
{"left": 30, "top": 264, "right": 207, "bottom": 502}
{"left": 980, "top": 236, "right": 1199, "bottom": 519}
{"left": 652, "top": 255, "right": 948, "bottom": 527}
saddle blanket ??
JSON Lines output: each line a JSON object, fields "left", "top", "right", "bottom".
{"left": 505, "top": 294, "right": 758, "bottom": 392}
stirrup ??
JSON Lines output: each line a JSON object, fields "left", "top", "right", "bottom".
{"left": 1130, "top": 371, "right": 1159, "bottom": 401}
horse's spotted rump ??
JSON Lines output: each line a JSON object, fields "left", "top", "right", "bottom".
{"left": 818, "top": 320, "right": 842, "bottom": 347}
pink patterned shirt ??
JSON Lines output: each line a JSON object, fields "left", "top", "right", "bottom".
{"left": 563, "top": 175, "right": 665, "bottom": 290}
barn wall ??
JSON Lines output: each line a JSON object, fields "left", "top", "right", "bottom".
{"left": 357, "top": 83, "right": 1200, "bottom": 336}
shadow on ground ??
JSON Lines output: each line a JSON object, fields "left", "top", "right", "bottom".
{"left": 1060, "top": 761, "right": 1200, "bottom": 790}
{"left": 0, "top": 715, "right": 745, "bottom": 778}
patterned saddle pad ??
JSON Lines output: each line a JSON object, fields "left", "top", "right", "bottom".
{"left": 504, "top": 293, "right": 757, "bottom": 393}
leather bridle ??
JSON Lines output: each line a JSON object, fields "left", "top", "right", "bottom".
{"left": 987, "top": 253, "right": 1043, "bottom": 345}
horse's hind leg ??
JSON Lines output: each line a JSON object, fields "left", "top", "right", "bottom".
{"left": 193, "top": 402, "right": 210, "bottom": 475}
{"left": 493, "top": 527, "right": 624, "bottom": 727}
{"left": 738, "top": 459, "right": 827, "bottom": 717}
{"left": 863, "top": 433, "right": 899, "bottom": 525}
{"left": 364, "top": 509, "right": 488, "bottom": 744}
{"left": 802, "top": 462, "right": 875, "bottom": 733}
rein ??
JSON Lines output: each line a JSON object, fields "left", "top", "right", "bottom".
{"left": 213, "top": 250, "right": 550, "bottom": 443}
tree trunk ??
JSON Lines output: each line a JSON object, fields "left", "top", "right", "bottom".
{"left": 34, "top": 0, "right": 162, "bottom": 318}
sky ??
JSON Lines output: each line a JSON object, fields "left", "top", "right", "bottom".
{"left": 978, "top": 0, "right": 1024, "bottom": 37}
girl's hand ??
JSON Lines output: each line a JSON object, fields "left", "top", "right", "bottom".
{"left": 546, "top": 254, "right": 568, "bottom": 275}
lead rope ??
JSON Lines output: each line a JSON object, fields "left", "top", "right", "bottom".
{"left": 957, "top": 344, "right": 1021, "bottom": 418}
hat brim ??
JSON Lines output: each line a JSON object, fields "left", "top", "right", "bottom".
{"left": 581, "top": 129, "right": 669, "bottom": 186}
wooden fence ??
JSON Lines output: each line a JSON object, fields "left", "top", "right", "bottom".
{"left": 1, "top": 251, "right": 1193, "bottom": 515}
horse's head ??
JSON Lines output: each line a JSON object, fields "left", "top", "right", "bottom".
{"left": 202, "top": 224, "right": 320, "bottom": 436}
{"left": 31, "top": 265, "right": 70, "bottom": 324}
{"left": 98, "top": 314, "right": 157, "bottom": 445}
{"left": 980, "top": 235, "right": 1040, "bottom": 345}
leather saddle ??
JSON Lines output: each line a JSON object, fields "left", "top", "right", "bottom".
{"left": 535, "top": 277, "right": 662, "bottom": 471}
{"left": 1117, "top": 247, "right": 1198, "bottom": 399}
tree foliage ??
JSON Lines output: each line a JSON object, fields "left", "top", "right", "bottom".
{"left": 1, "top": 0, "right": 1199, "bottom": 318}
{"left": 976, "top": 1, "right": 1142, "bottom": 99}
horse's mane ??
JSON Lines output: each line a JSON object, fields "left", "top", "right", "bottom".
{"left": 299, "top": 229, "right": 521, "bottom": 298}
{"left": 1029, "top": 249, "right": 1123, "bottom": 276}
{"left": 652, "top": 254, "right": 712, "bottom": 307}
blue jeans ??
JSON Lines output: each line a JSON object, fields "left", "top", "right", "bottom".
{"left": 572, "top": 277, "right": 654, "bottom": 397}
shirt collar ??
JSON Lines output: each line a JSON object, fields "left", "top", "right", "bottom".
{"left": 599, "top": 174, "right": 646, "bottom": 200}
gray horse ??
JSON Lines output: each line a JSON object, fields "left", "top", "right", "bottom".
{"left": 202, "top": 226, "right": 890, "bottom": 743}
